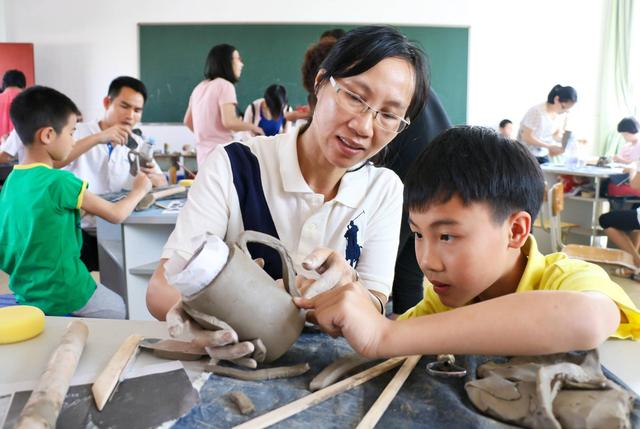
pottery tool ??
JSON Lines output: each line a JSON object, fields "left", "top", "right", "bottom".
{"left": 92, "top": 334, "right": 143, "bottom": 411}
{"left": 233, "top": 356, "right": 407, "bottom": 429}
{"left": 139, "top": 337, "right": 207, "bottom": 361}
{"left": 15, "top": 320, "right": 89, "bottom": 429}
{"left": 355, "top": 355, "right": 421, "bottom": 429}
{"left": 135, "top": 185, "right": 186, "bottom": 211}
{"left": 0, "top": 305, "right": 45, "bottom": 344}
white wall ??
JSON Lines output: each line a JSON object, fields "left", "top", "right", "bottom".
{"left": 2, "top": 0, "right": 606, "bottom": 150}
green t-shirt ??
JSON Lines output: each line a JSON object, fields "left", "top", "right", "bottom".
{"left": 0, "top": 163, "right": 96, "bottom": 315}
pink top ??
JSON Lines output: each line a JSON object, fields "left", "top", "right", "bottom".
{"left": 186, "top": 78, "right": 237, "bottom": 167}
{"left": 618, "top": 141, "right": 640, "bottom": 164}
{"left": 0, "top": 87, "right": 22, "bottom": 138}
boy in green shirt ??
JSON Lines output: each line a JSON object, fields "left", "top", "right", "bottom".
{"left": 296, "top": 126, "right": 639, "bottom": 356}
{"left": 0, "top": 86, "right": 151, "bottom": 318}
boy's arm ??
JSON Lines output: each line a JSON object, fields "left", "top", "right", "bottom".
{"left": 0, "top": 151, "right": 15, "bottom": 164}
{"left": 80, "top": 173, "right": 151, "bottom": 224}
{"left": 296, "top": 285, "right": 620, "bottom": 358}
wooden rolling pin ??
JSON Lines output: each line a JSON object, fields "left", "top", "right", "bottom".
{"left": 15, "top": 320, "right": 89, "bottom": 429}
{"left": 135, "top": 186, "right": 186, "bottom": 210}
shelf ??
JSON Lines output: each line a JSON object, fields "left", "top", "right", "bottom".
{"left": 129, "top": 260, "right": 159, "bottom": 276}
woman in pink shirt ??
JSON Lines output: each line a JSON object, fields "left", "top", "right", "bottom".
{"left": 184, "top": 44, "right": 263, "bottom": 167}
{"left": 0, "top": 69, "right": 26, "bottom": 139}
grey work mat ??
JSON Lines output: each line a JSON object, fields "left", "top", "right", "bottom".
{"left": 2, "top": 368, "right": 198, "bottom": 428}
{"left": 174, "top": 330, "right": 640, "bottom": 428}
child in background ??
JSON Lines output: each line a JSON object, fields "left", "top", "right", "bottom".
{"left": 242, "top": 84, "right": 291, "bottom": 137}
{"left": 0, "top": 69, "right": 27, "bottom": 140}
{"left": 296, "top": 126, "right": 639, "bottom": 357}
{"left": 612, "top": 117, "right": 640, "bottom": 164}
{"left": 0, "top": 86, "right": 152, "bottom": 318}
{"left": 498, "top": 118, "right": 512, "bottom": 138}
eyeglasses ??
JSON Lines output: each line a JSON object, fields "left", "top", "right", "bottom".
{"left": 329, "top": 76, "right": 410, "bottom": 133}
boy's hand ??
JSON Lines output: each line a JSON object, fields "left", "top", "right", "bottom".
{"left": 132, "top": 172, "right": 152, "bottom": 194}
{"left": 166, "top": 301, "right": 259, "bottom": 367}
{"left": 98, "top": 124, "right": 131, "bottom": 146}
{"left": 299, "top": 247, "right": 358, "bottom": 297}
{"left": 140, "top": 166, "right": 167, "bottom": 188}
{"left": 294, "top": 283, "right": 388, "bottom": 358}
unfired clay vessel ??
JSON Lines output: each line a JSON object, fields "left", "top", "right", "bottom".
{"left": 182, "top": 231, "right": 304, "bottom": 363}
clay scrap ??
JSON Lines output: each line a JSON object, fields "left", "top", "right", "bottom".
{"left": 205, "top": 363, "right": 310, "bottom": 381}
{"left": 227, "top": 391, "right": 255, "bottom": 415}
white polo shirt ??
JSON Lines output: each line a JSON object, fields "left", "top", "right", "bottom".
{"left": 0, "top": 130, "right": 25, "bottom": 163}
{"left": 162, "top": 129, "right": 403, "bottom": 297}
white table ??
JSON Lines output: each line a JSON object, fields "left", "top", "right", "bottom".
{"left": 2, "top": 317, "right": 639, "bottom": 395}
{"left": 97, "top": 204, "right": 180, "bottom": 320}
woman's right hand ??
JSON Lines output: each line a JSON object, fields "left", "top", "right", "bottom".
{"left": 548, "top": 144, "right": 564, "bottom": 157}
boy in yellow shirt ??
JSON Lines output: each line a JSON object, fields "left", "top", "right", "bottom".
{"left": 295, "top": 126, "right": 639, "bottom": 357}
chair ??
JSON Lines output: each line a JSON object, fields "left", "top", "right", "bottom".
{"left": 547, "top": 182, "right": 637, "bottom": 271}
{"left": 534, "top": 181, "right": 578, "bottom": 236}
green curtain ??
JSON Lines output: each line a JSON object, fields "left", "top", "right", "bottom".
{"left": 597, "top": 0, "right": 636, "bottom": 156}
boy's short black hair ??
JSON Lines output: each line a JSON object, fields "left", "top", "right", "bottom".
{"left": 499, "top": 119, "right": 512, "bottom": 128}
{"left": 2, "top": 69, "right": 26, "bottom": 89}
{"left": 108, "top": 76, "right": 148, "bottom": 102}
{"left": 617, "top": 117, "right": 639, "bottom": 134}
{"left": 10, "top": 86, "right": 80, "bottom": 145}
{"left": 405, "top": 126, "right": 545, "bottom": 223}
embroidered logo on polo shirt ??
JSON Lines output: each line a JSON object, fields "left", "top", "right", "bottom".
{"left": 344, "top": 211, "right": 364, "bottom": 268}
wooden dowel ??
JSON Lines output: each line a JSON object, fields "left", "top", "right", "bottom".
{"left": 355, "top": 355, "right": 421, "bottom": 429}
{"left": 92, "top": 334, "right": 143, "bottom": 411}
{"left": 15, "top": 320, "right": 89, "bottom": 429}
{"left": 233, "top": 356, "right": 406, "bottom": 429}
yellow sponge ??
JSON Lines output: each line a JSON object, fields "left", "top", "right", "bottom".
{"left": 0, "top": 305, "right": 45, "bottom": 344}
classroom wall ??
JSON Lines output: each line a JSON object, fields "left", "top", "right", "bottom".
{"left": 1, "top": 0, "right": 605, "bottom": 151}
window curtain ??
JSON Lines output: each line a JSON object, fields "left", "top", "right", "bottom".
{"left": 597, "top": 0, "right": 636, "bottom": 156}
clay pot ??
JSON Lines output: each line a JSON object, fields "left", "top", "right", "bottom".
{"left": 182, "top": 231, "right": 304, "bottom": 362}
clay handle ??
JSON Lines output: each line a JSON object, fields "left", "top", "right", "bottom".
{"left": 236, "top": 231, "right": 299, "bottom": 298}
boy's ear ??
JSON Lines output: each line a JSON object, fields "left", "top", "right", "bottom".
{"left": 103, "top": 96, "right": 112, "bottom": 110}
{"left": 36, "top": 127, "right": 56, "bottom": 145}
{"left": 507, "top": 211, "right": 531, "bottom": 249}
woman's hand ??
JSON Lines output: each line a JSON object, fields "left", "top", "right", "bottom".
{"left": 548, "top": 144, "right": 564, "bottom": 157}
{"left": 298, "top": 247, "right": 358, "bottom": 297}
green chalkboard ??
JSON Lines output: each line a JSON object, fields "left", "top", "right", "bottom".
{"left": 139, "top": 24, "right": 468, "bottom": 124}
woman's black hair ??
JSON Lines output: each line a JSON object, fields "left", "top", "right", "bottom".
{"left": 2, "top": 69, "right": 26, "bottom": 89}
{"left": 264, "top": 84, "right": 288, "bottom": 119}
{"left": 546, "top": 84, "right": 577, "bottom": 104}
{"left": 317, "top": 25, "right": 430, "bottom": 123}
{"left": 617, "top": 117, "right": 640, "bottom": 134}
{"left": 204, "top": 44, "right": 239, "bottom": 83}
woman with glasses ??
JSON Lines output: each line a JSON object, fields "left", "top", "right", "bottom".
{"left": 147, "top": 26, "right": 428, "bottom": 366}
{"left": 517, "top": 84, "right": 577, "bottom": 164}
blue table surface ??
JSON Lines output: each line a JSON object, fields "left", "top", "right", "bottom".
{"left": 172, "top": 329, "right": 640, "bottom": 428}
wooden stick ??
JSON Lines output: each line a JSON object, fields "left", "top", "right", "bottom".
{"left": 15, "top": 320, "right": 89, "bottom": 429}
{"left": 233, "top": 357, "right": 406, "bottom": 429}
{"left": 92, "top": 334, "right": 143, "bottom": 411}
{"left": 355, "top": 355, "right": 421, "bottom": 429}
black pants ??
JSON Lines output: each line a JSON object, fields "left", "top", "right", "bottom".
{"left": 536, "top": 155, "right": 550, "bottom": 164}
{"left": 599, "top": 210, "right": 640, "bottom": 231}
{"left": 80, "top": 229, "right": 100, "bottom": 272}
{"left": 391, "top": 210, "right": 425, "bottom": 314}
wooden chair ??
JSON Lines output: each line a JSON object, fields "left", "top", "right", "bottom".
{"left": 547, "top": 182, "right": 637, "bottom": 271}
{"left": 534, "top": 181, "right": 578, "bottom": 236}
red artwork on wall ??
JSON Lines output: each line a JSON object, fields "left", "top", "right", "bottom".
{"left": 0, "top": 43, "right": 35, "bottom": 86}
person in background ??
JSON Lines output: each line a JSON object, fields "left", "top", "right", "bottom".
{"left": 320, "top": 28, "right": 346, "bottom": 42}
{"left": 242, "top": 84, "right": 291, "bottom": 137}
{"left": 517, "top": 84, "right": 577, "bottom": 164}
{"left": 612, "top": 117, "right": 640, "bottom": 165}
{"left": 498, "top": 118, "right": 513, "bottom": 138}
{"left": 0, "top": 70, "right": 27, "bottom": 140}
{"left": 184, "top": 44, "right": 263, "bottom": 167}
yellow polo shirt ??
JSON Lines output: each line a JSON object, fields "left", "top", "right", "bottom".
{"left": 399, "top": 236, "right": 640, "bottom": 340}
